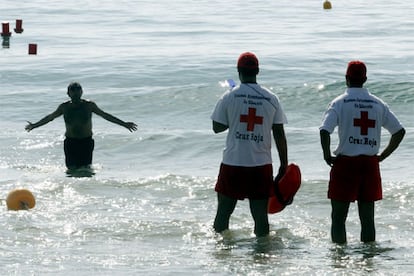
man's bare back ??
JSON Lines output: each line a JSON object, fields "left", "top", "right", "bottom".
{"left": 61, "top": 100, "right": 94, "bottom": 138}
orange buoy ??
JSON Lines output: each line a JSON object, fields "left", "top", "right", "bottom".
{"left": 6, "top": 189, "right": 36, "bottom": 211}
{"left": 268, "top": 163, "right": 301, "bottom": 214}
{"left": 323, "top": 0, "right": 332, "bottom": 9}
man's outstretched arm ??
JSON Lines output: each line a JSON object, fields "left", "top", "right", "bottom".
{"left": 25, "top": 105, "right": 63, "bottom": 131}
{"left": 91, "top": 102, "right": 137, "bottom": 132}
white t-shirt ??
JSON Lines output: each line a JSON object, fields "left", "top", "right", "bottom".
{"left": 320, "top": 87, "right": 403, "bottom": 156}
{"left": 211, "top": 83, "right": 287, "bottom": 166}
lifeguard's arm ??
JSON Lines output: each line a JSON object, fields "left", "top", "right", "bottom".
{"left": 212, "top": 121, "right": 228, "bottom": 133}
{"left": 91, "top": 102, "right": 137, "bottom": 132}
{"left": 378, "top": 128, "right": 405, "bottom": 162}
{"left": 320, "top": 129, "right": 335, "bottom": 167}
{"left": 272, "top": 124, "right": 288, "bottom": 180}
{"left": 25, "top": 105, "right": 63, "bottom": 132}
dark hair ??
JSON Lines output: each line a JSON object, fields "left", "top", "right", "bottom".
{"left": 347, "top": 78, "right": 366, "bottom": 88}
{"left": 238, "top": 67, "right": 259, "bottom": 76}
{"left": 68, "top": 82, "right": 82, "bottom": 92}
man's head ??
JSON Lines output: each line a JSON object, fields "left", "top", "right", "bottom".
{"left": 67, "top": 82, "right": 83, "bottom": 100}
{"left": 237, "top": 52, "right": 259, "bottom": 79}
{"left": 346, "top": 60, "right": 367, "bottom": 87}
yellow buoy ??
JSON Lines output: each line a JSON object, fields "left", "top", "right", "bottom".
{"left": 323, "top": 0, "right": 332, "bottom": 9}
{"left": 6, "top": 189, "right": 36, "bottom": 211}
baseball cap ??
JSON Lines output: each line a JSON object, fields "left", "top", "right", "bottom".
{"left": 346, "top": 60, "right": 367, "bottom": 81}
{"left": 237, "top": 52, "right": 259, "bottom": 70}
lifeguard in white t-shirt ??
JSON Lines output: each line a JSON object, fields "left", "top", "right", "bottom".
{"left": 320, "top": 60, "right": 405, "bottom": 244}
{"left": 211, "top": 52, "right": 288, "bottom": 237}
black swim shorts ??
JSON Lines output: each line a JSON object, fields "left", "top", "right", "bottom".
{"left": 64, "top": 136, "right": 94, "bottom": 168}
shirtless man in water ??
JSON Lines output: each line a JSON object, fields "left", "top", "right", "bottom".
{"left": 25, "top": 82, "right": 137, "bottom": 169}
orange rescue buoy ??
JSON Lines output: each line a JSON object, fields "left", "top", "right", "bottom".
{"left": 268, "top": 163, "right": 301, "bottom": 214}
{"left": 6, "top": 189, "right": 36, "bottom": 211}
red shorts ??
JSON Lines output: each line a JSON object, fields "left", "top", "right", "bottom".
{"left": 328, "top": 155, "right": 382, "bottom": 202}
{"left": 215, "top": 163, "right": 273, "bottom": 200}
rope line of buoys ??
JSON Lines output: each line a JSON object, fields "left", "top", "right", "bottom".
{"left": 6, "top": 189, "right": 36, "bottom": 211}
{"left": 1, "top": 18, "right": 37, "bottom": 52}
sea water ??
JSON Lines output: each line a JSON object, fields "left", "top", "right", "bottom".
{"left": 1, "top": 0, "right": 414, "bottom": 275}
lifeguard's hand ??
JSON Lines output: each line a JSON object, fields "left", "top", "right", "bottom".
{"left": 274, "top": 165, "right": 287, "bottom": 183}
{"left": 124, "top": 122, "right": 138, "bottom": 132}
{"left": 324, "top": 155, "right": 336, "bottom": 167}
{"left": 25, "top": 121, "right": 34, "bottom": 132}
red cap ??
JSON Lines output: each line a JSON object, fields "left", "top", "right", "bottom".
{"left": 237, "top": 52, "right": 259, "bottom": 69}
{"left": 346, "top": 60, "right": 367, "bottom": 81}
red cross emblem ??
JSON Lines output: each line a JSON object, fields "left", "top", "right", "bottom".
{"left": 353, "top": 111, "right": 375, "bottom": 135}
{"left": 240, "top": 107, "right": 263, "bottom": 131}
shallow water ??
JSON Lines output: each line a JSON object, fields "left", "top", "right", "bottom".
{"left": 1, "top": 0, "right": 414, "bottom": 274}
